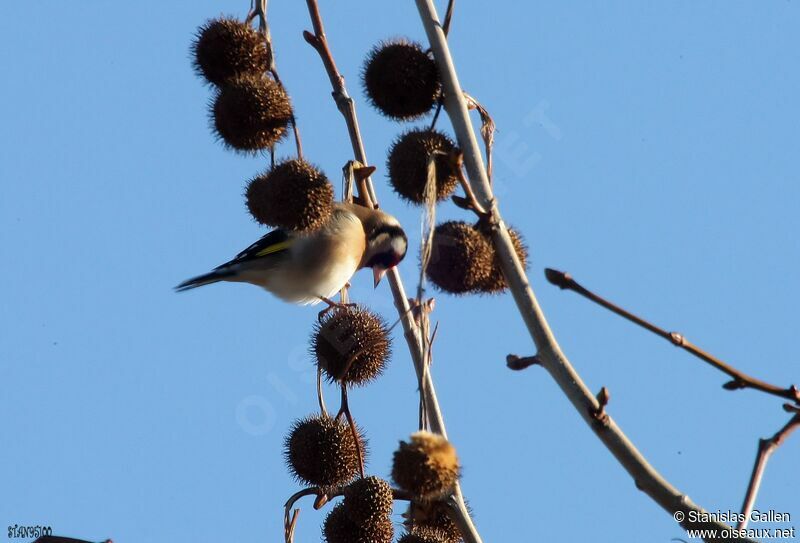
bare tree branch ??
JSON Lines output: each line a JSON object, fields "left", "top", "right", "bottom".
{"left": 506, "top": 353, "right": 540, "bottom": 371}
{"left": 544, "top": 268, "right": 800, "bottom": 405}
{"left": 441, "top": 0, "right": 456, "bottom": 37}
{"left": 738, "top": 412, "right": 800, "bottom": 529}
{"left": 463, "top": 92, "right": 495, "bottom": 184}
{"left": 283, "top": 487, "right": 318, "bottom": 543}
{"left": 413, "top": 1, "right": 759, "bottom": 541}
{"left": 247, "top": 0, "right": 303, "bottom": 158}
{"left": 301, "top": 2, "right": 481, "bottom": 542}
{"left": 335, "top": 384, "right": 365, "bottom": 478}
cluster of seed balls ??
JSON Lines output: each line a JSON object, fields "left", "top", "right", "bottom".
{"left": 393, "top": 432, "right": 463, "bottom": 543}
{"left": 283, "top": 304, "right": 392, "bottom": 484}
{"left": 284, "top": 420, "right": 463, "bottom": 543}
{"left": 362, "top": 39, "right": 527, "bottom": 294}
{"left": 193, "top": 17, "right": 334, "bottom": 232}
{"left": 285, "top": 305, "right": 388, "bottom": 541}
{"left": 362, "top": 39, "right": 458, "bottom": 206}
{"left": 427, "top": 221, "right": 528, "bottom": 295}
{"left": 284, "top": 307, "right": 464, "bottom": 542}
{"left": 189, "top": 23, "right": 497, "bottom": 543}
{"left": 287, "top": 310, "right": 465, "bottom": 543}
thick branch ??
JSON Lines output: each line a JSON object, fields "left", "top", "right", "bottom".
{"left": 544, "top": 268, "right": 800, "bottom": 405}
{"left": 301, "top": 2, "right": 481, "bottom": 542}
{"left": 413, "top": 1, "right": 757, "bottom": 541}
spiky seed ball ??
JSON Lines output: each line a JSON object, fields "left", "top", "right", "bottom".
{"left": 313, "top": 306, "right": 391, "bottom": 387}
{"left": 212, "top": 75, "right": 292, "bottom": 152}
{"left": 392, "top": 431, "right": 460, "bottom": 502}
{"left": 362, "top": 40, "right": 440, "bottom": 120}
{"left": 387, "top": 129, "right": 459, "bottom": 204}
{"left": 324, "top": 503, "right": 394, "bottom": 543}
{"left": 322, "top": 504, "right": 355, "bottom": 543}
{"left": 192, "top": 17, "right": 269, "bottom": 86}
{"left": 397, "top": 528, "right": 450, "bottom": 543}
{"left": 406, "top": 502, "right": 462, "bottom": 543}
{"left": 343, "top": 476, "right": 394, "bottom": 524}
{"left": 284, "top": 416, "right": 366, "bottom": 487}
{"left": 246, "top": 159, "right": 334, "bottom": 231}
{"left": 475, "top": 226, "right": 529, "bottom": 294}
{"left": 426, "top": 221, "right": 493, "bottom": 295}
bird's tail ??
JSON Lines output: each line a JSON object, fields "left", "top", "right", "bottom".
{"left": 175, "top": 269, "right": 234, "bottom": 292}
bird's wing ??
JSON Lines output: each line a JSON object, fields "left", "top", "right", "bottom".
{"left": 217, "top": 229, "right": 293, "bottom": 268}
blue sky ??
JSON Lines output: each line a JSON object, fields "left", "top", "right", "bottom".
{"left": 2, "top": 1, "right": 798, "bottom": 542}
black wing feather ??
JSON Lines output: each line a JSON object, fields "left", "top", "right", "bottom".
{"left": 219, "top": 229, "right": 292, "bottom": 268}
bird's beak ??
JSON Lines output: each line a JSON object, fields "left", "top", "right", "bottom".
{"left": 373, "top": 267, "right": 387, "bottom": 288}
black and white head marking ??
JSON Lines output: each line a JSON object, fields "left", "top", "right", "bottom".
{"left": 364, "top": 223, "right": 408, "bottom": 270}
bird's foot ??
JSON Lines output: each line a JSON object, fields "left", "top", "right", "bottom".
{"left": 317, "top": 296, "right": 358, "bottom": 322}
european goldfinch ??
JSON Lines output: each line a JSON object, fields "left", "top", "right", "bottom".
{"left": 176, "top": 202, "right": 408, "bottom": 305}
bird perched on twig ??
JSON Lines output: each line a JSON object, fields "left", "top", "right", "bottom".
{"left": 176, "top": 202, "right": 408, "bottom": 305}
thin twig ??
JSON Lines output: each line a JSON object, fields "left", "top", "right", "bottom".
{"left": 591, "top": 386, "right": 611, "bottom": 426}
{"left": 301, "top": 2, "right": 377, "bottom": 207}
{"left": 417, "top": 163, "right": 438, "bottom": 432}
{"left": 285, "top": 486, "right": 343, "bottom": 513}
{"left": 414, "top": 2, "right": 758, "bottom": 541}
{"left": 428, "top": 322, "right": 440, "bottom": 366}
{"left": 463, "top": 92, "right": 495, "bottom": 184}
{"left": 336, "top": 384, "right": 365, "bottom": 478}
{"left": 417, "top": 154, "right": 438, "bottom": 302}
{"left": 506, "top": 354, "right": 540, "bottom": 371}
{"left": 421, "top": 321, "right": 439, "bottom": 433}
{"left": 442, "top": 0, "right": 456, "bottom": 37}
{"left": 544, "top": 268, "right": 800, "bottom": 405}
{"left": 352, "top": 163, "right": 375, "bottom": 212}
{"left": 282, "top": 486, "right": 344, "bottom": 542}
{"left": 284, "top": 509, "right": 299, "bottom": 543}
{"left": 316, "top": 365, "right": 328, "bottom": 417}
{"left": 283, "top": 487, "right": 318, "bottom": 543}
{"left": 737, "top": 413, "right": 800, "bottom": 529}
{"left": 248, "top": 0, "right": 303, "bottom": 158}
{"left": 450, "top": 150, "right": 487, "bottom": 216}
{"left": 411, "top": 299, "right": 436, "bottom": 433}
{"left": 429, "top": 101, "right": 444, "bottom": 131}
{"left": 302, "top": 3, "right": 481, "bottom": 541}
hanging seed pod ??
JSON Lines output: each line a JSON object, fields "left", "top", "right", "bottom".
{"left": 284, "top": 415, "right": 365, "bottom": 487}
{"left": 426, "top": 222, "right": 493, "bottom": 295}
{"left": 343, "top": 476, "right": 394, "bottom": 524}
{"left": 406, "top": 501, "right": 463, "bottom": 543}
{"left": 246, "top": 159, "right": 334, "bottom": 231}
{"left": 397, "top": 528, "right": 450, "bottom": 543}
{"left": 323, "top": 503, "right": 394, "bottom": 543}
{"left": 392, "top": 431, "right": 460, "bottom": 502}
{"left": 192, "top": 17, "right": 270, "bottom": 86}
{"left": 313, "top": 306, "right": 391, "bottom": 387}
{"left": 362, "top": 40, "right": 440, "bottom": 120}
{"left": 211, "top": 75, "right": 292, "bottom": 152}
{"left": 387, "top": 129, "right": 459, "bottom": 204}
{"left": 474, "top": 224, "right": 529, "bottom": 294}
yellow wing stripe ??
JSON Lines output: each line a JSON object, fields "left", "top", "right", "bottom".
{"left": 255, "top": 240, "right": 292, "bottom": 257}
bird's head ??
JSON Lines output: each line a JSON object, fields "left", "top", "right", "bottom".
{"left": 360, "top": 210, "right": 408, "bottom": 287}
